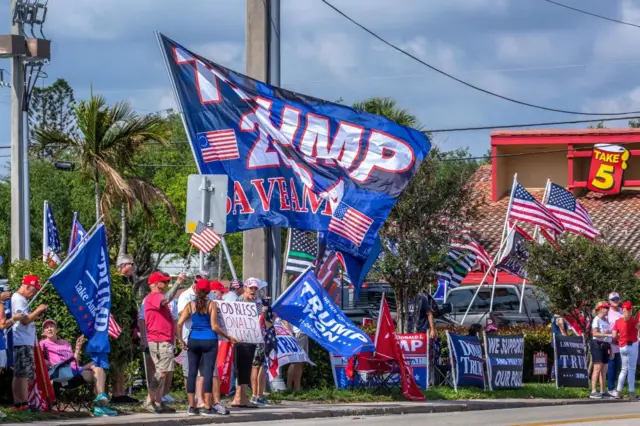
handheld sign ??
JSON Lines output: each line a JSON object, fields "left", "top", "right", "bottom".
{"left": 216, "top": 300, "right": 263, "bottom": 344}
{"left": 484, "top": 333, "right": 524, "bottom": 390}
{"left": 554, "top": 335, "right": 588, "bottom": 388}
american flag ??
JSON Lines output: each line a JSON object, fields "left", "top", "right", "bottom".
{"left": 261, "top": 307, "right": 279, "bottom": 381}
{"left": 436, "top": 248, "right": 476, "bottom": 288}
{"left": 451, "top": 235, "right": 492, "bottom": 272}
{"left": 108, "top": 314, "right": 122, "bottom": 339}
{"left": 328, "top": 202, "right": 373, "bottom": 246}
{"left": 545, "top": 183, "right": 600, "bottom": 240}
{"left": 197, "top": 129, "right": 240, "bottom": 162}
{"left": 316, "top": 251, "right": 342, "bottom": 304}
{"left": 43, "top": 201, "right": 61, "bottom": 265}
{"left": 190, "top": 221, "right": 222, "bottom": 253}
{"left": 508, "top": 180, "right": 565, "bottom": 235}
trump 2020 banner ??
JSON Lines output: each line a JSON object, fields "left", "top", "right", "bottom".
{"left": 329, "top": 333, "right": 429, "bottom": 389}
{"left": 274, "top": 320, "right": 314, "bottom": 367}
{"left": 554, "top": 335, "right": 588, "bottom": 388}
{"left": 587, "top": 144, "right": 630, "bottom": 195}
{"left": 158, "top": 33, "right": 430, "bottom": 259}
{"left": 447, "top": 332, "right": 485, "bottom": 391}
{"left": 216, "top": 300, "right": 263, "bottom": 344}
{"left": 272, "top": 269, "right": 374, "bottom": 357}
{"left": 484, "top": 333, "right": 524, "bottom": 391}
{"left": 48, "top": 224, "right": 111, "bottom": 353}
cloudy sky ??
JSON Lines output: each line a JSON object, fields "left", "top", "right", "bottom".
{"left": 0, "top": 0, "right": 639, "bottom": 169}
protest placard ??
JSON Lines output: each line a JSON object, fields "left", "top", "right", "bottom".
{"left": 216, "top": 300, "right": 263, "bottom": 344}
{"left": 484, "top": 333, "right": 524, "bottom": 390}
{"left": 274, "top": 321, "right": 314, "bottom": 367}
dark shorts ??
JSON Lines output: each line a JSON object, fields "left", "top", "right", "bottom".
{"left": 13, "top": 345, "right": 35, "bottom": 379}
{"left": 253, "top": 344, "right": 265, "bottom": 367}
{"left": 591, "top": 340, "right": 611, "bottom": 364}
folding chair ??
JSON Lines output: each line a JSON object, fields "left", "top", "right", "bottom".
{"left": 50, "top": 359, "right": 93, "bottom": 412}
{"left": 351, "top": 353, "right": 400, "bottom": 393}
{"left": 430, "top": 338, "right": 454, "bottom": 388}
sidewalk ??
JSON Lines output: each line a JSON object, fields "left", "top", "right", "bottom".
{"left": 3, "top": 398, "right": 625, "bottom": 426}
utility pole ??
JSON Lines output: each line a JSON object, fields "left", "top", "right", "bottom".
{"left": 243, "top": 0, "right": 282, "bottom": 293}
{"left": 10, "top": 0, "right": 25, "bottom": 261}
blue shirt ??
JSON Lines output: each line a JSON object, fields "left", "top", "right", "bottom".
{"left": 189, "top": 311, "right": 217, "bottom": 340}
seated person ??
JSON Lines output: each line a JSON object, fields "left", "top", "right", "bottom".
{"left": 39, "top": 319, "right": 95, "bottom": 388}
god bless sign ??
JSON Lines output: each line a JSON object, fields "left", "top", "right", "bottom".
{"left": 587, "top": 144, "right": 630, "bottom": 195}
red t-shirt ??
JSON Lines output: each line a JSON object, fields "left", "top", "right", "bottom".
{"left": 144, "top": 292, "right": 175, "bottom": 343}
{"left": 613, "top": 316, "right": 639, "bottom": 347}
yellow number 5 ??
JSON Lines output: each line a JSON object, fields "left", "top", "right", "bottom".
{"left": 591, "top": 164, "right": 615, "bottom": 190}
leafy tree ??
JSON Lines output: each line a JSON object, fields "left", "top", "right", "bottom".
{"left": 353, "top": 97, "right": 421, "bottom": 129}
{"left": 527, "top": 235, "right": 640, "bottom": 338}
{"left": 29, "top": 78, "right": 77, "bottom": 157}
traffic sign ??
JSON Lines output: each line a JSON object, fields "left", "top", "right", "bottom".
{"left": 185, "top": 174, "right": 228, "bottom": 235}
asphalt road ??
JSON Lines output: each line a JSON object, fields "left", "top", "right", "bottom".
{"left": 230, "top": 403, "right": 640, "bottom": 426}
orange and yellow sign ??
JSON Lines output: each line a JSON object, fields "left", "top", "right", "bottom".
{"left": 587, "top": 144, "right": 630, "bottom": 195}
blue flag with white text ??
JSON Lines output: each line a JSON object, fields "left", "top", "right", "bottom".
{"left": 48, "top": 224, "right": 112, "bottom": 353}
{"left": 272, "top": 269, "right": 375, "bottom": 357}
{"left": 159, "top": 34, "right": 431, "bottom": 260}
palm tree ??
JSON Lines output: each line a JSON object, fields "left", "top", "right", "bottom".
{"left": 352, "top": 97, "right": 421, "bottom": 129}
{"left": 33, "top": 92, "right": 178, "bottom": 255}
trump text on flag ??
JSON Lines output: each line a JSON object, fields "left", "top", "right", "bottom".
{"left": 587, "top": 144, "right": 630, "bottom": 195}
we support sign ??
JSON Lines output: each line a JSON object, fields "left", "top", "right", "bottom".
{"left": 554, "top": 335, "right": 588, "bottom": 388}
{"left": 447, "top": 332, "right": 485, "bottom": 391}
{"left": 587, "top": 144, "right": 630, "bottom": 195}
{"left": 484, "top": 333, "right": 524, "bottom": 390}
{"left": 216, "top": 301, "right": 263, "bottom": 344}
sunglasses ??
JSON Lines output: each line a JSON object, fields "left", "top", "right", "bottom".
{"left": 610, "top": 298, "right": 621, "bottom": 302}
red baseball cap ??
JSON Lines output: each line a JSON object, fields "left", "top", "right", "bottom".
{"left": 622, "top": 301, "right": 634, "bottom": 310}
{"left": 148, "top": 271, "right": 171, "bottom": 286}
{"left": 22, "top": 275, "right": 41, "bottom": 290}
{"left": 210, "top": 281, "right": 229, "bottom": 293}
{"left": 195, "top": 278, "right": 210, "bottom": 292}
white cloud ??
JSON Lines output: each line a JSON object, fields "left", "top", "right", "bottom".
{"left": 592, "top": 0, "right": 640, "bottom": 61}
{"left": 293, "top": 32, "right": 358, "bottom": 77}
{"left": 583, "top": 86, "right": 640, "bottom": 114}
{"left": 395, "top": 37, "right": 461, "bottom": 73}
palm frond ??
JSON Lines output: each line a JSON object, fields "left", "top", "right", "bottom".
{"left": 127, "top": 177, "right": 179, "bottom": 223}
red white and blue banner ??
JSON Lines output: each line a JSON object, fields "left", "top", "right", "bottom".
{"left": 447, "top": 332, "right": 485, "bottom": 391}
{"left": 158, "top": 34, "right": 431, "bottom": 260}
{"left": 329, "top": 333, "right": 429, "bottom": 390}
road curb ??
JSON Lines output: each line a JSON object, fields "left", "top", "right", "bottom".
{"left": 48, "top": 399, "right": 626, "bottom": 426}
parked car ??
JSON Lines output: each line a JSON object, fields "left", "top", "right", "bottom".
{"left": 340, "top": 282, "right": 396, "bottom": 324}
{"left": 441, "top": 284, "right": 550, "bottom": 327}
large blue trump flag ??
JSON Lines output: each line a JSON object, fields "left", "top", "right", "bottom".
{"left": 158, "top": 33, "right": 431, "bottom": 260}
{"left": 48, "top": 224, "right": 112, "bottom": 353}
{"left": 272, "top": 269, "right": 374, "bottom": 357}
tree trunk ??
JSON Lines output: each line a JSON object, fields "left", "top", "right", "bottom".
{"left": 119, "top": 202, "right": 127, "bottom": 256}
{"left": 94, "top": 174, "right": 101, "bottom": 221}
{"left": 396, "top": 286, "right": 406, "bottom": 333}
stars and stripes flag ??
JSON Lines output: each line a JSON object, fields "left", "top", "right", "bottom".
{"left": 43, "top": 201, "right": 62, "bottom": 265}
{"left": 316, "top": 250, "right": 342, "bottom": 305}
{"left": 196, "top": 129, "right": 240, "bottom": 162}
{"left": 452, "top": 235, "right": 492, "bottom": 272}
{"left": 508, "top": 180, "right": 565, "bottom": 235}
{"left": 328, "top": 202, "right": 373, "bottom": 247}
{"left": 68, "top": 212, "right": 88, "bottom": 255}
{"left": 28, "top": 341, "right": 55, "bottom": 411}
{"left": 544, "top": 182, "right": 600, "bottom": 240}
{"left": 436, "top": 248, "right": 476, "bottom": 288}
{"left": 284, "top": 230, "right": 317, "bottom": 275}
{"left": 261, "top": 307, "right": 279, "bottom": 380}
{"left": 189, "top": 221, "right": 222, "bottom": 253}
{"left": 108, "top": 314, "right": 122, "bottom": 339}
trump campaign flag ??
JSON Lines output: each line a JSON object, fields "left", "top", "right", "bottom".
{"left": 48, "top": 224, "right": 112, "bottom": 354}
{"left": 272, "top": 269, "right": 374, "bottom": 357}
{"left": 158, "top": 34, "right": 431, "bottom": 261}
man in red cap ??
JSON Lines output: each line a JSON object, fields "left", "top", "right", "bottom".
{"left": 143, "top": 271, "right": 185, "bottom": 413}
{"left": 612, "top": 301, "right": 640, "bottom": 400}
{"left": 11, "top": 275, "right": 47, "bottom": 411}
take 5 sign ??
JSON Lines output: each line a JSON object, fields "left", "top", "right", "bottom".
{"left": 158, "top": 34, "right": 430, "bottom": 258}
{"left": 587, "top": 144, "right": 630, "bottom": 195}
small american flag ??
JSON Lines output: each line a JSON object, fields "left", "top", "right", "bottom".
{"left": 43, "top": 201, "right": 62, "bottom": 265}
{"left": 545, "top": 183, "right": 600, "bottom": 240}
{"left": 190, "top": 221, "right": 222, "bottom": 253}
{"left": 508, "top": 180, "right": 565, "bottom": 235}
{"left": 108, "top": 314, "right": 122, "bottom": 339}
{"left": 197, "top": 129, "right": 240, "bottom": 162}
{"left": 328, "top": 202, "right": 373, "bottom": 246}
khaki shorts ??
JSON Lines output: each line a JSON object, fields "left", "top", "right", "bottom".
{"left": 149, "top": 342, "right": 175, "bottom": 374}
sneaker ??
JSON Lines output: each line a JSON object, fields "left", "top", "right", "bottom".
{"left": 162, "top": 394, "right": 176, "bottom": 404}
{"left": 142, "top": 399, "right": 161, "bottom": 414}
{"left": 93, "top": 393, "right": 109, "bottom": 406}
{"left": 589, "top": 391, "right": 602, "bottom": 399}
{"left": 213, "top": 403, "right": 230, "bottom": 415}
{"left": 11, "top": 404, "right": 28, "bottom": 412}
{"left": 603, "top": 392, "right": 616, "bottom": 399}
{"left": 201, "top": 408, "right": 216, "bottom": 417}
{"left": 160, "top": 404, "right": 176, "bottom": 413}
{"left": 100, "top": 406, "right": 118, "bottom": 417}
{"left": 188, "top": 407, "right": 200, "bottom": 416}
{"left": 110, "top": 395, "right": 139, "bottom": 404}
{"left": 256, "top": 396, "right": 270, "bottom": 406}
{"left": 93, "top": 406, "right": 109, "bottom": 417}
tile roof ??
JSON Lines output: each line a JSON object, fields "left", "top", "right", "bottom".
{"left": 468, "top": 164, "right": 640, "bottom": 260}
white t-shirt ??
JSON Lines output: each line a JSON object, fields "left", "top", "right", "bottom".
{"left": 177, "top": 286, "right": 214, "bottom": 343}
{"left": 11, "top": 293, "right": 35, "bottom": 346}
{"left": 592, "top": 316, "right": 612, "bottom": 343}
{"left": 223, "top": 291, "right": 241, "bottom": 302}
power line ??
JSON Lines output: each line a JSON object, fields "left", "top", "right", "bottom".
{"left": 425, "top": 115, "right": 640, "bottom": 133}
{"left": 541, "top": 0, "right": 640, "bottom": 29}
{"left": 320, "top": 0, "right": 640, "bottom": 116}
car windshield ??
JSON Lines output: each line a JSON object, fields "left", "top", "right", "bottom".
{"left": 448, "top": 287, "right": 521, "bottom": 313}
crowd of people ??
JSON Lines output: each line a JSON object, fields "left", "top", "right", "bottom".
{"left": 0, "top": 254, "right": 311, "bottom": 418}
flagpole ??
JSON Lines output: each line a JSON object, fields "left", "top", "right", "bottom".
{"left": 26, "top": 215, "right": 105, "bottom": 311}
{"left": 461, "top": 225, "right": 514, "bottom": 324}
{"left": 42, "top": 201, "right": 48, "bottom": 262}
{"left": 68, "top": 212, "right": 78, "bottom": 256}
{"left": 220, "top": 237, "right": 237, "bottom": 281}
{"left": 280, "top": 229, "right": 293, "bottom": 291}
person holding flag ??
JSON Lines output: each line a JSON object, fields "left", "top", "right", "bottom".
{"left": 11, "top": 275, "right": 48, "bottom": 411}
